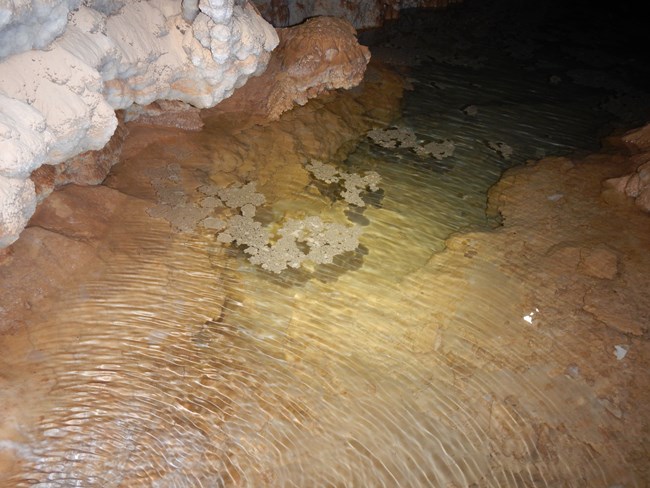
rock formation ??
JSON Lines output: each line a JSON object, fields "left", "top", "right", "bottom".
{"left": 0, "top": 0, "right": 279, "bottom": 247}
{"left": 30, "top": 111, "right": 130, "bottom": 203}
{"left": 0, "top": 0, "right": 378, "bottom": 249}
{"left": 602, "top": 124, "right": 650, "bottom": 212}
{"left": 0, "top": 57, "right": 404, "bottom": 333}
{"left": 206, "top": 16, "right": 370, "bottom": 121}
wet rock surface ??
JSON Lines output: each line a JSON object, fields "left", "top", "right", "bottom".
{"left": 209, "top": 16, "right": 370, "bottom": 121}
{"left": 0, "top": 60, "right": 406, "bottom": 485}
{"left": 1, "top": 1, "right": 650, "bottom": 486}
{"left": 603, "top": 125, "right": 650, "bottom": 212}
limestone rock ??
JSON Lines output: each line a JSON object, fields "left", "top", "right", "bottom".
{"left": 583, "top": 288, "right": 646, "bottom": 336}
{"left": 578, "top": 247, "right": 618, "bottom": 279}
{"left": 0, "top": 177, "right": 36, "bottom": 248}
{"left": 29, "top": 184, "right": 134, "bottom": 241}
{"left": 0, "top": 178, "right": 142, "bottom": 330}
{"left": 211, "top": 16, "right": 370, "bottom": 121}
{"left": 549, "top": 245, "right": 618, "bottom": 280}
{"left": 0, "top": 180, "right": 151, "bottom": 333}
{"left": 0, "top": 0, "right": 80, "bottom": 61}
{"left": 0, "top": 227, "right": 97, "bottom": 332}
{"left": 603, "top": 159, "right": 650, "bottom": 213}
{"left": 124, "top": 100, "right": 204, "bottom": 131}
{"left": 0, "top": 0, "right": 278, "bottom": 247}
{"left": 621, "top": 121, "right": 650, "bottom": 152}
{"left": 30, "top": 112, "right": 129, "bottom": 203}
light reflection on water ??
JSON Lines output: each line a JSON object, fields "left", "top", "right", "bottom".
{"left": 2, "top": 8, "right": 648, "bottom": 488}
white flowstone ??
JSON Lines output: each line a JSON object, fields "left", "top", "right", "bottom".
{"left": 0, "top": 0, "right": 81, "bottom": 61}
{"left": 0, "top": 176, "right": 36, "bottom": 248}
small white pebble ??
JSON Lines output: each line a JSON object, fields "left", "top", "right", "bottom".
{"left": 614, "top": 345, "right": 629, "bottom": 361}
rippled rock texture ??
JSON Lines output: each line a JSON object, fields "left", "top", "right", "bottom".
{"left": 2, "top": 53, "right": 649, "bottom": 484}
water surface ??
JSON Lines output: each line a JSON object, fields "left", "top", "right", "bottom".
{"left": 2, "top": 5, "right": 649, "bottom": 487}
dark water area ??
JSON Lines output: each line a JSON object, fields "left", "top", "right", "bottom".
{"left": 353, "top": 0, "right": 650, "bottom": 243}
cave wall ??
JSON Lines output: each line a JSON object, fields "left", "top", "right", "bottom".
{"left": 0, "top": 0, "right": 278, "bottom": 247}
{"left": 252, "top": 0, "right": 462, "bottom": 29}
{"left": 0, "top": 0, "right": 465, "bottom": 248}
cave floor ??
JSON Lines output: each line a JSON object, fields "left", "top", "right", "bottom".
{"left": 1, "top": 5, "right": 649, "bottom": 487}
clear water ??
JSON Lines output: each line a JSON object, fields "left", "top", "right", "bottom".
{"left": 2, "top": 4, "right": 649, "bottom": 487}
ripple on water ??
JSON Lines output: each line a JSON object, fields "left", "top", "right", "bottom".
{"left": 2, "top": 9, "right": 648, "bottom": 487}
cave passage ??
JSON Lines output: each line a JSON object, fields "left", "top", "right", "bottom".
{"left": 1, "top": 1, "right": 649, "bottom": 486}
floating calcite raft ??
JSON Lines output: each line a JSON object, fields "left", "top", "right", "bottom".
{"left": 216, "top": 181, "right": 266, "bottom": 209}
{"left": 414, "top": 139, "right": 456, "bottom": 160}
{"left": 487, "top": 140, "right": 514, "bottom": 160}
{"left": 219, "top": 214, "right": 363, "bottom": 273}
{"left": 212, "top": 161, "right": 381, "bottom": 273}
{"left": 367, "top": 126, "right": 456, "bottom": 160}
{"left": 306, "top": 160, "right": 381, "bottom": 207}
{"left": 0, "top": 0, "right": 279, "bottom": 247}
{"left": 367, "top": 126, "right": 419, "bottom": 149}
{"left": 140, "top": 167, "right": 372, "bottom": 274}
{"left": 144, "top": 163, "right": 226, "bottom": 233}
{"left": 214, "top": 184, "right": 362, "bottom": 273}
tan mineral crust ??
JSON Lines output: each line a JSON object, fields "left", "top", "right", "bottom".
{"left": 1, "top": 28, "right": 649, "bottom": 488}
{"left": 603, "top": 124, "right": 650, "bottom": 213}
{"left": 209, "top": 16, "right": 371, "bottom": 121}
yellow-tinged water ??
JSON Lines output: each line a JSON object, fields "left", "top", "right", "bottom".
{"left": 2, "top": 8, "right": 650, "bottom": 486}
